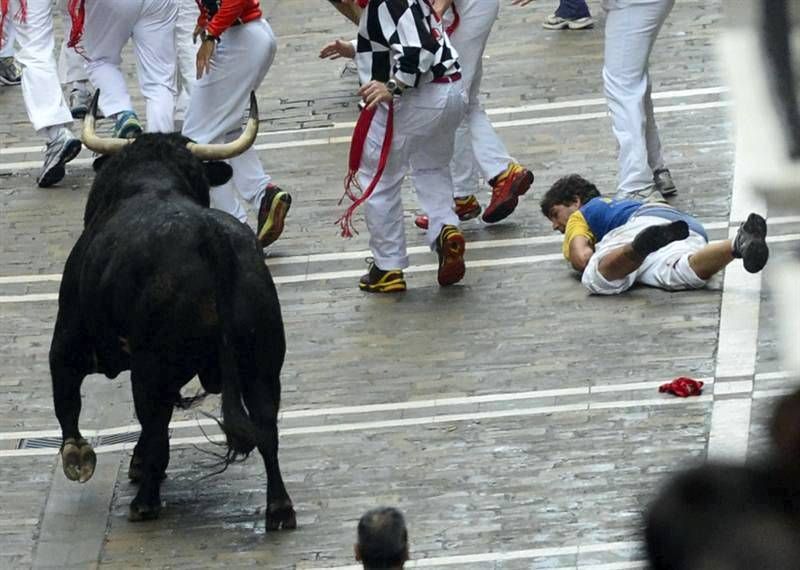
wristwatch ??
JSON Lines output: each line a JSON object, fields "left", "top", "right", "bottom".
{"left": 385, "top": 78, "right": 405, "bottom": 97}
{"left": 203, "top": 31, "right": 220, "bottom": 43}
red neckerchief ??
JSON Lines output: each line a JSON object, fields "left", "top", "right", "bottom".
{"left": 337, "top": 102, "right": 394, "bottom": 238}
{"left": 357, "top": 0, "right": 368, "bottom": 7}
{"left": 0, "top": 0, "right": 26, "bottom": 51}
{"left": 659, "top": 377, "right": 704, "bottom": 398}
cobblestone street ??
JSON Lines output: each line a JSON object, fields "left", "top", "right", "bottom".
{"left": 1, "top": 0, "right": 798, "bottom": 568}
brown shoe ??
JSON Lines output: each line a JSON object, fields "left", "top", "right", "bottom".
{"left": 414, "top": 195, "right": 482, "bottom": 230}
{"left": 436, "top": 225, "right": 466, "bottom": 286}
{"left": 257, "top": 184, "right": 292, "bottom": 248}
{"left": 481, "top": 163, "right": 534, "bottom": 224}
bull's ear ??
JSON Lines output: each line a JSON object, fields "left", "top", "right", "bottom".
{"left": 203, "top": 161, "right": 233, "bottom": 187}
{"left": 93, "top": 156, "right": 111, "bottom": 172}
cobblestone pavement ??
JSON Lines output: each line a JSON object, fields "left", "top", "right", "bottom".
{"left": 1, "top": 0, "right": 798, "bottom": 568}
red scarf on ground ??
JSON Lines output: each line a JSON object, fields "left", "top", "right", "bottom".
{"left": 337, "top": 103, "right": 394, "bottom": 238}
{"left": 0, "top": 0, "right": 26, "bottom": 51}
{"left": 659, "top": 377, "right": 704, "bottom": 398}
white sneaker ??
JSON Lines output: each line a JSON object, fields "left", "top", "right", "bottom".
{"left": 614, "top": 186, "right": 667, "bottom": 204}
{"left": 542, "top": 14, "right": 594, "bottom": 30}
{"left": 37, "top": 128, "right": 82, "bottom": 188}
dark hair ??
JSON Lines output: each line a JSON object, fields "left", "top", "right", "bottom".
{"left": 540, "top": 174, "right": 601, "bottom": 217}
{"left": 357, "top": 507, "right": 408, "bottom": 569}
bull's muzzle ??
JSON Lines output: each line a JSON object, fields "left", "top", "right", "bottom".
{"left": 81, "top": 90, "right": 260, "bottom": 160}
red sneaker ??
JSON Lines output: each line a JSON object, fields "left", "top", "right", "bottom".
{"left": 414, "top": 195, "right": 482, "bottom": 230}
{"left": 481, "top": 163, "right": 534, "bottom": 224}
{"left": 436, "top": 225, "right": 466, "bottom": 286}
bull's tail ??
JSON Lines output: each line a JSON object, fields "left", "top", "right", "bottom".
{"left": 205, "top": 227, "right": 259, "bottom": 461}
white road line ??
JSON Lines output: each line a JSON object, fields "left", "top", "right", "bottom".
{"left": 0, "top": 86, "right": 728, "bottom": 157}
{"left": 2, "top": 232, "right": 797, "bottom": 305}
{"left": 307, "top": 541, "right": 643, "bottom": 569}
{"left": 0, "top": 100, "right": 731, "bottom": 172}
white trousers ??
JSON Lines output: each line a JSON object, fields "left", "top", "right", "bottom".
{"left": 602, "top": 0, "right": 674, "bottom": 195}
{"left": 582, "top": 215, "right": 707, "bottom": 295}
{"left": 183, "top": 20, "right": 276, "bottom": 224}
{"left": 9, "top": 0, "right": 73, "bottom": 132}
{"left": 360, "top": 82, "right": 467, "bottom": 270}
{"left": 83, "top": 0, "right": 177, "bottom": 132}
{"left": 174, "top": 0, "right": 199, "bottom": 119}
{"left": 447, "top": 0, "right": 513, "bottom": 198}
{"left": 0, "top": 17, "right": 15, "bottom": 57}
{"left": 55, "top": 0, "right": 88, "bottom": 85}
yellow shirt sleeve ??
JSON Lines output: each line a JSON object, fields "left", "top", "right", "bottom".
{"left": 563, "top": 211, "right": 595, "bottom": 260}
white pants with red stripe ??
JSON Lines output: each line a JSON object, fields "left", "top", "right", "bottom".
{"left": 446, "top": 0, "right": 514, "bottom": 198}
{"left": 8, "top": 0, "right": 74, "bottom": 133}
{"left": 358, "top": 81, "right": 467, "bottom": 270}
{"left": 603, "top": 0, "right": 675, "bottom": 195}
{"left": 182, "top": 19, "right": 276, "bottom": 226}
{"left": 582, "top": 215, "right": 707, "bottom": 295}
{"left": 83, "top": 0, "right": 177, "bottom": 132}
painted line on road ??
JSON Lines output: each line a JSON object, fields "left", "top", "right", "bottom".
{"left": 0, "top": 85, "right": 728, "bottom": 157}
{"left": 0, "top": 100, "right": 732, "bottom": 172}
{"left": 2, "top": 232, "right": 797, "bottom": 305}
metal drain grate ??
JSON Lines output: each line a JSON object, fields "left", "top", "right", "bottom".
{"left": 18, "top": 436, "right": 61, "bottom": 450}
{"left": 97, "top": 432, "right": 141, "bottom": 446}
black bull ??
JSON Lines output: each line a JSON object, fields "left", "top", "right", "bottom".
{"left": 49, "top": 115, "right": 295, "bottom": 530}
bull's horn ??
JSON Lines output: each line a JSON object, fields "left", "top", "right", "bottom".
{"left": 186, "top": 92, "right": 260, "bottom": 160}
{"left": 81, "top": 90, "right": 134, "bottom": 155}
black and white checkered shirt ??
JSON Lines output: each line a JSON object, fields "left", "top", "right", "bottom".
{"left": 354, "top": 0, "right": 460, "bottom": 88}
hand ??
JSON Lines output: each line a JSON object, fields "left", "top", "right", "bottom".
{"left": 358, "top": 80, "right": 393, "bottom": 110}
{"left": 196, "top": 38, "right": 216, "bottom": 80}
{"left": 511, "top": 0, "right": 535, "bottom": 6}
{"left": 319, "top": 39, "right": 356, "bottom": 60}
{"left": 192, "top": 24, "right": 204, "bottom": 44}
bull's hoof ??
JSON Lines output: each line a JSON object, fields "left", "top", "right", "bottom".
{"left": 61, "top": 438, "right": 96, "bottom": 483}
{"left": 265, "top": 502, "right": 296, "bottom": 531}
{"left": 128, "top": 501, "right": 162, "bottom": 522}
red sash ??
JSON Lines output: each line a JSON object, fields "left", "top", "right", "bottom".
{"left": 337, "top": 102, "right": 394, "bottom": 238}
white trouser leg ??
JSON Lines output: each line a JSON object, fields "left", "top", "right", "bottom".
{"left": 183, "top": 19, "right": 277, "bottom": 219}
{"left": 55, "top": 0, "right": 89, "bottom": 85}
{"left": 644, "top": 78, "right": 665, "bottom": 172}
{"left": 132, "top": 0, "right": 177, "bottom": 132}
{"left": 210, "top": 185, "right": 249, "bottom": 224}
{"left": 11, "top": 0, "right": 73, "bottom": 132}
{"left": 83, "top": 0, "right": 137, "bottom": 118}
{"left": 174, "top": 0, "right": 198, "bottom": 119}
{"left": 0, "top": 17, "right": 16, "bottom": 57}
{"left": 447, "top": 0, "right": 512, "bottom": 198}
{"left": 602, "top": 0, "right": 674, "bottom": 194}
{"left": 360, "top": 104, "right": 411, "bottom": 270}
{"left": 408, "top": 83, "right": 467, "bottom": 244}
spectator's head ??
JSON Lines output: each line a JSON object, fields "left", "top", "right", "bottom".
{"left": 540, "top": 175, "right": 601, "bottom": 233}
{"left": 354, "top": 507, "right": 409, "bottom": 569}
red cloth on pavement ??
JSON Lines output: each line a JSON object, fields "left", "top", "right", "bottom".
{"left": 659, "top": 377, "right": 704, "bottom": 398}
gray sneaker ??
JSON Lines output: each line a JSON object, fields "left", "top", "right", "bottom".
{"left": 653, "top": 168, "right": 677, "bottom": 197}
{"left": 37, "top": 128, "right": 82, "bottom": 188}
{"left": 69, "top": 87, "right": 93, "bottom": 119}
{"left": 614, "top": 186, "right": 668, "bottom": 204}
{"left": 0, "top": 56, "right": 22, "bottom": 86}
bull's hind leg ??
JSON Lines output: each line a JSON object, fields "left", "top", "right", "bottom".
{"left": 51, "top": 311, "right": 96, "bottom": 483}
{"left": 241, "top": 376, "right": 296, "bottom": 530}
{"left": 128, "top": 352, "right": 175, "bottom": 522}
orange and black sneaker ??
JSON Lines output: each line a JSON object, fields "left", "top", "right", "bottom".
{"left": 359, "top": 259, "right": 407, "bottom": 293}
{"left": 481, "top": 163, "right": 534, "bottom": 224}
{"left": 436, "top": 225, "right": 466, "bottom": 287}
{"left": 414, "top": 195, "right": 482, "bottom": 230}
{"left": 257, "top": 184, "right": 292, "bottom": 248}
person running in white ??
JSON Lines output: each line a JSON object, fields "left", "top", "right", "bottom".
{"left": 69, "top": 0, "right": 178, "bottom": 138}
{"left": 182, "top": 0, "right": 292, "bottom": 249}
{"left": 602, "top": 0, "right": 677, "bottom": 202}
{"left": 413, "top": 0, "right": 534, "bottom": 230}
{"left": 1, "top": 0, "right": 82, "bottom": 188}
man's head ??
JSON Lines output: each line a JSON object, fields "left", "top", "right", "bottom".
{"left": 355, "top": 507, "right": 409, "bottom": 569}
{"left": 540, "top": 174, "right": 601, "bottom": 233}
